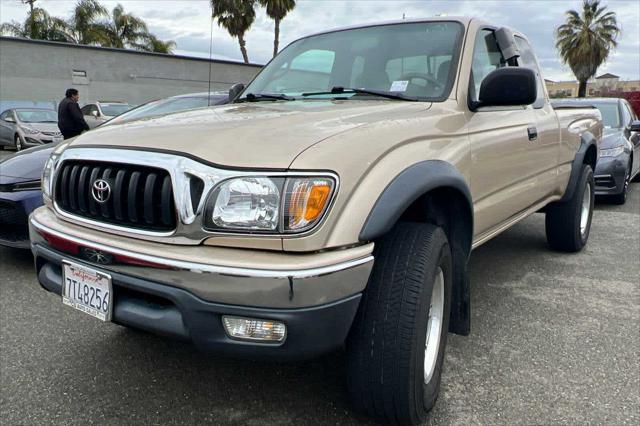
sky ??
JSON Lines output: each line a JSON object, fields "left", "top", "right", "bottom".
{"left": 1, "top": 0, "right": 639, "bottom": 82}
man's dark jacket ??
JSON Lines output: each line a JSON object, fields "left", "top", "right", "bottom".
{"left": 58, "top": 97, "right": 89, "bottom": 139}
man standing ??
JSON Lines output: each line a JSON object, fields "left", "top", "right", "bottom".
{"left": 58, "top": 88, "right": 89, "bottom": 139}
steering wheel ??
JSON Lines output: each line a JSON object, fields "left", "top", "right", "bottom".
{"left": 398, "top": 72, "right": 444, "bottom": 89}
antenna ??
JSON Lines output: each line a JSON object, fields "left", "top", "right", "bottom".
{"left": 208, "top": 16, "right": 214, "bottom": 107}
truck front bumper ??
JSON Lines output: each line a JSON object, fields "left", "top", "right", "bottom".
{"left": 29, "top": 208, "right": 374, "bottom": 360}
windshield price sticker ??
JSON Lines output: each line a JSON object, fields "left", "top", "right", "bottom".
{"left": 390, "top": 80, "right": 409, "bottom": 92}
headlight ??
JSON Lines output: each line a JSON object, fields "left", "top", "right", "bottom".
{"left": 204, "top": 175, "right": 335, "bottom": 233}
{"left": 207, "top": 177, "right": 282, "bottom": 231}
{"left": 22, "top": 127, "right": 40, "bottom": 135}
{"left": 41, "top": 153, "right": 60, "bottom": 199}
{"left": 599, "top": 146, "right": 624, "bottom": 157}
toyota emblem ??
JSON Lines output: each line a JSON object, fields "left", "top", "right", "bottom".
{"left": 92, "top": 179, "right": 111, "bottom": 203}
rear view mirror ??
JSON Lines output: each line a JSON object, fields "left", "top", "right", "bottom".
{"left": 475, "top": 67, "right": 537, "bottom": 109}
{"left": 228, "top": 83, "right": 245, "bottom": 102}
{"left": 91, "top": 110, "right": 99, "bottom": 118}
{"left": 630, "top": 120, "right": 640, "bottom": 132}
{"left": 4, "top": 116, "right": 15, "bottom": 123}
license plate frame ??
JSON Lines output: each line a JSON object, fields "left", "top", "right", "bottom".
{"left": 62, "top": 260, "right": 113, "bottom": 322}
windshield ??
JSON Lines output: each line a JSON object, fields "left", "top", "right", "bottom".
{"left": 593, "top": 103, "right": 621, "bottom": 128}
{"left": 16, "top": 109, "right": 57, "bottom": 123}
{"left": 101, "top": 104, "right": 133, "bottom": 116}
{"left": 243, "top": 21, "right": 463, "bottom": 101}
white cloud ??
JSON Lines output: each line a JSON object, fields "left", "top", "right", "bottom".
{"left": 0, "top": 0, "right": 638, "bottom": 80}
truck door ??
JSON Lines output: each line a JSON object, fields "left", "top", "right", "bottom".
{"left": 466, "top": 29, "right": 540, "bottom": 236}
{"left": 514, "top": 36, "right": 562, "bottom": 203}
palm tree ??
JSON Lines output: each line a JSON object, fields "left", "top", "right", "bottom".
{"left": 211, "top": 0, "right": 256, "bottom": 63}
{"left": 143, "top": 34, "right": 176, "bottom": 54}
{"left": 1, "top": 7, "right": 72, "bottom": 42}
{"left": 67, "top": 0, "right": 109, "bottom": 45}
{"left": 20, "top": 0, "right": 38, "bottom": 39}
{"left": 102, "top": 4, "right": 149, "bottom": 49}
{"left": 259, "top": 0, "right": 295, "bottom": 57}
{"left": 555, "top": 0, "right": 620, "bottom": 97}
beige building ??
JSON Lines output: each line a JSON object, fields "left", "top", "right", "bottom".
{"left": 546, "top": 73, "right": 640, "bottom": 98}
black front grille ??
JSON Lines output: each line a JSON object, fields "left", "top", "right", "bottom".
{"left": 54, "top": 160, "right": 176, "bottom": 232}
{"left": 595, "top": 175, "right": 616, "bottom": 189}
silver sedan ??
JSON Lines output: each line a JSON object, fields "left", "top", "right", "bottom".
{"left": 0, "top": 108, "right": 63, "bottom": 151}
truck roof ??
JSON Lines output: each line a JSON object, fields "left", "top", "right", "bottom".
{"left": 304, "top": 16, "right": 482, "bottom": 38}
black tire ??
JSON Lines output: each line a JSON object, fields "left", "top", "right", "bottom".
{"left": 14, "top": 134, "right": 22, "bottom": 151}
{"left": 347, "top": 222, "right": 452, "bottom": 425}
{"left": 545, "top": 164, "right": 594, "bottom": 252}
{"left": 610, "top": 163, "right": 631, "bottom": 205}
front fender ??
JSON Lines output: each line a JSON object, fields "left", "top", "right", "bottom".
{"left": 359, "top": 160, "right": 472, "bottom": 243}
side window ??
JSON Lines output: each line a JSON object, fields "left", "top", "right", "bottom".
{"left": 81, "top": 105, "right": 92, "bottom": 115}
{"left": 0, "top": 110, "right": 9, "bottom": 121}
{"left": 514, "top": 36, "right": 546, "bottom": 108}
{"left": 290, "top": 49, "right": 335, "bottom": 74}
{"left": 470, "top": 29, "right": 505, "bottom": 103}
{"left": 263, "top": 49, "right": 335, "bottom": 94}
{"left": 91, "top": 105, "right": 100, "bottom": 116}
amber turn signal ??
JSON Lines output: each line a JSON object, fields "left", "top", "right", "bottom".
{"left": 285, "top": 178, "right": 334, "bottom": 231}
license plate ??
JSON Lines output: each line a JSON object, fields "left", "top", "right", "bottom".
{"left": 62, "top": 261, "right": 113, "bottom": 321}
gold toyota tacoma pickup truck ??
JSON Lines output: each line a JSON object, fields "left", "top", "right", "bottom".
{"left": 30, "top": 18, "right": 602, "bottom": 425}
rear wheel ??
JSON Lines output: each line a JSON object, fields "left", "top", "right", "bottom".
{"left": 347, "top": 222, "right": 452, "bottom": 425}
{"left": 545, "top": 164, "right": 594, "bottom": 252}
{"left": 14, "top": 134, "right": 22, "bottom": 151}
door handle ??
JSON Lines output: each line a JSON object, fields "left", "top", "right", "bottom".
{"left": 527, "top": 126, "right": 538, "bottom": 141}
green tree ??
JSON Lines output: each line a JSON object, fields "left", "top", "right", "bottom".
{"left": 67, "top": 0, "right": 109, "bottom": 45}
{"left": 20, "top": 0, "right": 38, "bottom": 38}
{"left": 259, "top": 0, "right": 295, "bottom": 57}
{"left": 143, "top": 34, "right": 177, "bottom": 54}
{"left": 0, "top": 7, "right": 71, "bottom": 42}
{"left": 211, "top": 0, "right": 256, "bottom": 63}
{"left": 555, "top": 0, "right": 620, "bottom": 97}
{"left": 102, "top": 4, "right": 149, "bottom": 49}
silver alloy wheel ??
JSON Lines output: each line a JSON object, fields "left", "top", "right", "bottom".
{"left": 15, "top": 135, "right": 21, "bottom": 151}
{"left": 580, "top": 183, "right": 591, "bottom": 236}
{"left": 424, "top": 267, "right": 444, "bottom": 384}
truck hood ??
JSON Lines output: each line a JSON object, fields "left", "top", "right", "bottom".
{"left": 69, "top": 101, "right": 430, "bottom": 169}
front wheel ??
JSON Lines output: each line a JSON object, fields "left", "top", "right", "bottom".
{"left": 347, "top": 222, "right": 452, "bottom": 425}
{"left": 545, "top": 164, "right": 594, "bottom": 252}
{"left": 610, "top": 163, "right": 631, "bottom": 205}
{"left": 14, "top": 134, "right": 22, "bottom": 151}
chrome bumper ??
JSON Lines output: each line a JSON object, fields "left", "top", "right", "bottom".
{"left": 29, "top": 208, "right": 374, "bottom": 309}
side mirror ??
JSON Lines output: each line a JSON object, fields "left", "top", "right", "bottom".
{"left": 630, "top": 120, "right": 640, "bottom": 132}
{"left": 91, "top": 110, "right": 99, "bottom": 118}
{"left": 475, "top": 67, "right": 537, "bottom": 109}
{"left": 228, "top": 83, "right": 245, "bottom": 102}
{"left": 4, "top": 116, "right": 15, "bottom": 123}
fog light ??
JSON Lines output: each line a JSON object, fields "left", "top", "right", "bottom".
{"left": 222, "top": 316, "right": 286, "bottom": 342}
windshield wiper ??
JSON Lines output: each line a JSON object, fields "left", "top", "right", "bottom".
{"left": 301, "top": 87, "right": 419, "bottom": 101}
{"left": 236, "top": 92, "right": 295, "bottom": 102}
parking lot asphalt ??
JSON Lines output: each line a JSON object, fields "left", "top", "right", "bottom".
{"left": 1, "top": 172, "right": 638, "bottom": 425}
